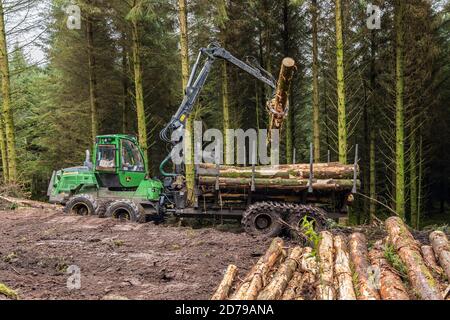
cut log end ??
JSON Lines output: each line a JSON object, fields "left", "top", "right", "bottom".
{"left": 282, "top": 57, "right": 295, "bottom": 68}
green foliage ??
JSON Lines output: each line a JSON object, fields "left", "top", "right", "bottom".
{"left": 0, "top": 283, "right": 18, "bottom": 300}
{"left": 300, "top": 216, "right": 321, "bottom": 256}
{"left": 384, "top": 243, "right": 408, "bottom": 279}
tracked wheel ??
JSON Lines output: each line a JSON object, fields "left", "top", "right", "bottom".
{"left": 105, "top": 200, "right": 144, "bottom": 223}
{"left": 96, "top": 199, "right": 115, "bottom": 218}
{"left": 286, "top": 205, "right": 328, "bottom": 244}
{"left": 64, "top": 194, "right": 98, "bottom": 216}
{"left": 242, "top": 202, "right": 287, "bottom": 237}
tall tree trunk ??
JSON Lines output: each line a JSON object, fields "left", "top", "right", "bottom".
{"left": 131, "top": 20, "right": 149, "bottom": 167}
{"left": 369, "top": 130, "right": 376, "bottom": 220}
{"left": 311, "top": 0, "right": 320, "bottom": 162}
{"left": 222, "top": 51, "right": 230, "bottom": 163}
{"left": 410, "top": 130, "right": 418, "bottom": 228}
{"left": 417, "top": 133, "right": 423, "bottom": 228}
{"left": 122, "top": 43, "right": 129, "bottom": 133}
{"left": 283, "top": 0, "right": 293, "bottom": 164}
{"left": 86, "top": 14, "right": 98, "bottom": 145}
{"left": 0, "top": 0, "right": 17, "bottom": 182}
{"left": 0, "top": 116, "right": 8, "bottom": 182}
{"left": 335, "top": 0, "right": 347, "bottom": 164}
{"left": 178, "top": 0, "right": 195, "bottom": 204}
{"left": 395, "top": 0, "right": 405, "bottom": 219}
{"left": 369, "top": 30, "right": 377, "bottom": 222}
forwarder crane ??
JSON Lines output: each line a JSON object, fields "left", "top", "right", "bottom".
{"left": 48, "top": 43, "right": 358, "bottom": 238}
{"left": 158, "top": 43, "right": 282, "bottom": 178}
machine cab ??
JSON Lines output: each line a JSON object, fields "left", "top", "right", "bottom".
{"left": 94, "top": 135, "right": 147, "bottom": 189}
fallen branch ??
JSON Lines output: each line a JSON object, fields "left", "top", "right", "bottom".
{"left": 0, "top": 195, "right": 56, "bottom": 210}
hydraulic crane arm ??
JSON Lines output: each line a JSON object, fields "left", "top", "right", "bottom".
{"left": 160, "top": 43, "right": 276, "bottom": 143}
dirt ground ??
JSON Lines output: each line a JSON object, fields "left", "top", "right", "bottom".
{"left": 0, "top": 206, "right": 270, "bottom": 300}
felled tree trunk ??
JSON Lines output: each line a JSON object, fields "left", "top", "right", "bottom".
{"left": 316, "top": 231, "right": 335, "bottom": 300}
{"left": 369, "top": 241, "right": 409, "bottom": 300}
{"left": 198, "top": 162, "right": 356, "bottom": 179}
{"left": 385, "top": 217, "right": 442, "bottom": 300}
{"left": 230, "top": 238, "right": 285, "bottom": 300}
{"left": 211, "top": 265, "right": 238, "bottom": 300}
{"left": 258, "top": 247, "right": 303, "bottom": 300}
{"left": 281, "top": 271, "right": 304, "bottom": 300}
{"left": 349, "top": 233, "right": 380, "bottom": 300}
{"left": 198, "top": 177, "right": 358, "bottom": 191}
{"left": 268, "top": 58, "right": 296, "bottom": 131}
{"left": 334, "top": 235, "right": 357, "bottom": 300}
{"left": 429, "top": 231, "right": 450, "bottom": 280}
{"left": 421, "top": 245, "right": 444, "bottom": 276}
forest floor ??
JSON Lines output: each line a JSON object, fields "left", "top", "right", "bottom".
{"left": 0, "top": 205, "right": 271, "bottom": 300}
{"left": 0, "top": 198, "right": 447, "bottom": 300}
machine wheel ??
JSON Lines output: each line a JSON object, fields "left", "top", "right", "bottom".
{"left": 96, "top": 199, "right": 114, "bottom": 218}
{"left": 105, "top": 200, "right": 144, "bottom": 222}
{"left": 64, "top": 194, "right": 98, "bottom": 216}
{"left": 286, "top": 205, "right": 328, "bottom": 244}
{"left": 241, "top": 202, "right": 286, "bottom": 237}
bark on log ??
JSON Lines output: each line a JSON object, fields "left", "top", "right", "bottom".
{"left": 269, "top": 58, "right": 296, "bottom": 131}
{"left": 281, "top": 271, "right": 304, "bottom": 300}
{"left": 258, "top": 246, "right": 303, "bottom": 300}
{"left": 300, "top": 247, "right": 318, "bottom": 300}
{"left": 369, "top": 241, "right": 410, "bottom": 300}
{"left": 421, "top": 245, "right": 444, "bottom": 276}
{"left": 316, "top": 231, "right": 335, "bottom": 300}
{"left": 198, "top": 162, "right": 357, "bottom": 179}
{"left": 349, "top": 233, "right": 380, "bottom": 300}
{"left": 385, "top": 217, "right": 442, "bottom": 300}
{"left": 211, "top": 265, "right": 238, "bottom": 300}
{"left": 429, "top": 231, "right": 450, "bottom": 280}
{"left": 198, "top": 176, "right": 358, "bottom": 191}
{"left": 230, "top": 238, "right": 286, "bottom": 300}
{"left": 334, "top": 235, "right": 357, "bottom": 300}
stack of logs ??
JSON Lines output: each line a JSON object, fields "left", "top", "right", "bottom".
{"left": 211, "top": 217, "right": 450, "bottom": 300}
{"left": 197, "top": 163, "right": 358, "bottom": 192}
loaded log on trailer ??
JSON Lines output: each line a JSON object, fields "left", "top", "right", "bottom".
{"left": 48, "top": 43, "right": 359, "bottom": 239}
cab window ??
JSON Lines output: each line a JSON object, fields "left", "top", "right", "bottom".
{"left": 121, "top": 140, "right": 145, "bottom": 172}
{"left": 96, "top": 145, "right": 116, "bottom": 171}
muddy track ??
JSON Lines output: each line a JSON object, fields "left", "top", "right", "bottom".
{"left": 0, "top": 207, "right": 269, "bottom": 300}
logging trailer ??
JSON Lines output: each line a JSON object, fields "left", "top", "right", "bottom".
{"left": 48, "top": 43, "right": 359, "bottom": 238}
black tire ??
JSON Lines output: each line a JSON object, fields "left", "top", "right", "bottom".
{"left": 286, "top": 205, "right": 328, "bottom": 243}
{"left": 96, "top": 199, "right": 114, "bottom": 218}
{"left": 105, "top": 200, "right": 144, "bottom": 223}
{"left": 64, "top": 194, "right": 98, "bottom": 216}
{"left": 241, "top": 202, "right": 286, "bottom": 237}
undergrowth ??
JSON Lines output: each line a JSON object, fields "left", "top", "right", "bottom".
{"left": 0, "top": 283, "right": 18, "bottom": 300}
{"left": 384, "top": 243, "right": 408, "bottom": 279}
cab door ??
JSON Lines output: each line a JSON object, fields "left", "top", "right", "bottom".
{"left": 119, "top": 139, "right": 146, "bottom": 188}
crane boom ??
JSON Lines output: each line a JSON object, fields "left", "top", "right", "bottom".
{"left": 160, "top": 43, "right": 276, "bottom": 143}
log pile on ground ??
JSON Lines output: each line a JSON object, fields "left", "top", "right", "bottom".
{"left": 211, "top": 218, "right": 449, "bottom": 300}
